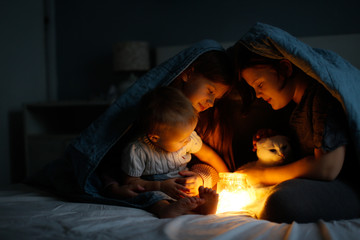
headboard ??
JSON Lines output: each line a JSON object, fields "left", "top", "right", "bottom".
{"left": 155, "top": 34, "right": 360, "bottom": 69}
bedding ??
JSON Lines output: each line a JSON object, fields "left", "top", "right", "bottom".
{"left": 1, "top": 184, "right": 360, "bottom": 240}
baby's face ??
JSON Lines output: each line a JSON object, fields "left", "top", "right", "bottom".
{"left": 154, "top": 121, "right": 197, "bottom": 152}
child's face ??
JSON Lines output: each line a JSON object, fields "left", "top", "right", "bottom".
{"left": 241, "top": 65, "right": 294, "bottom": 110}
{"left": 153, "top": 121, "right": 197, "bottom": 152}
{"left": 182, "top": 76, "right": 229, "bottom": 112}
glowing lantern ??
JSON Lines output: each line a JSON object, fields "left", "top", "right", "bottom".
{"left": 216, "top": 172, "right": 256, "bottom": 214}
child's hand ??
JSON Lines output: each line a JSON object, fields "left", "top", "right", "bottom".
{"left": 177, "top": 170, "right": 204, "bottom": 196}
{"left": 236, "top": 164, "right": 264, "bottom": 187}
{"left": 160, "top": 178, "right": 190, "bottom": 199}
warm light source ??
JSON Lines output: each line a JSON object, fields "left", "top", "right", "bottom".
{"left": 216, "top": 172, "right": 256, "bottom": 214}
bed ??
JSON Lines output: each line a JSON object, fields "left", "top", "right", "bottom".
{"left": 2, "top": 23, "right": 360, "bottom": 240}
{"left": 1, "top": 183, "right": 360, "bottom": 240}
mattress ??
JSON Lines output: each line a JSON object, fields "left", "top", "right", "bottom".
{"left": 1, "top": 184, "right": 359, "bottom": 240}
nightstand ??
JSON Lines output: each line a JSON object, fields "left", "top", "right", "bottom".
{"left": 23, "top": 101, "right": 111, "bottom": 177}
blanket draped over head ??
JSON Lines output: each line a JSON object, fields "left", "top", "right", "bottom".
{"left": 30, "top": 39, "right": 225, "bottom": 203}
{"left": 239, "top": 22, "right": 360, "bottom": 167}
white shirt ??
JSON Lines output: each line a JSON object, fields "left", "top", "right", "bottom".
{"left": 121, "top": 131, "right": 202, "bottom": 177}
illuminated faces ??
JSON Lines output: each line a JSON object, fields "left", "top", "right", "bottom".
{"left": 150, "top": 120, "right": 197, "bottom": 152}
{"left": 182, "top": 75, "right": 229, "bottom": 112}
{"left": 241, "top": 64, "right": 294, "bottom": 110}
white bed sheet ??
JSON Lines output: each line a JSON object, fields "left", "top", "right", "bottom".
{"left": 1, "top": 184, "right": 359, "bottom": 240}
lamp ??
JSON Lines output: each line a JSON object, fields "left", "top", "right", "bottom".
{"left": 108, "top": 41, "right": 151, "bottom": 100}
{"left": 113, "top": 41, "right": 150, "bottom": 72}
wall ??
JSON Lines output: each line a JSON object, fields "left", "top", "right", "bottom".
{"left": 55, "top": 0, "right": 360, "bottom": 100}
{"left": 1, "top": 0, "right": 360, "bottom": 186}
{"left": 0, "top": 0, "right": 47, "bottom": 186}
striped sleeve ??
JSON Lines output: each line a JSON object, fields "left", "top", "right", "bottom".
{"left": 121, "top": 141, "right": 147, "bottom": 177}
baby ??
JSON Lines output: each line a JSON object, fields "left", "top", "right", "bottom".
{"left": 120, "top": 86, "right": 226, "bottom": 218}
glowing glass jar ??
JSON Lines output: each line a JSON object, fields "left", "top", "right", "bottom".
{"left": 216, "top": 172, "right": 254, "bottom": 213}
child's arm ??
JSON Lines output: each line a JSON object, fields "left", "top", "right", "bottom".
{"left": 123, "top": 174, "right": 190, "bottom": 199}
{"left": 238, "top": 145, "right": 345, "bottom": 186}
{"left": 194, "top": 143, "right": 229, "bottom": 173}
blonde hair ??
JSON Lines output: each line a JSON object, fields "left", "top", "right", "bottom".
{"left": 138, "top": 87, "right": 198, "bottom": 134}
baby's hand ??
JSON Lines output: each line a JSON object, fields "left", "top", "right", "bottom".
{"left": 160, "top": 178, "right": 190, "bottom": 199}
{"left": 177, "top": 170, "right": 204, "bottom": 196}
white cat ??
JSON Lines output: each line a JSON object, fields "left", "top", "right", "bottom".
{"left": 255, "top": 135, "right": 292, "bottom": 167}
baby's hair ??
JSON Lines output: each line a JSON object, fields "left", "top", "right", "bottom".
{"left": 137, "top": 86, "right": 198, "bottom": 134}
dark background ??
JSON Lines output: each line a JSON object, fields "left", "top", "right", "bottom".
{"left": 55, "top": 0, "right": 360, "bottom": 100}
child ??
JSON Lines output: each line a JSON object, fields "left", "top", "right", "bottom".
{"left": 119, "top": 86, "right": 228, "bottom": 218}
{"left": 228, "top": 22, "right": 360, "bottom": 223}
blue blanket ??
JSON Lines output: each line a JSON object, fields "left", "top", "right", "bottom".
{"left": 240, "top": 22, "right": 360, "bottom": 166}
